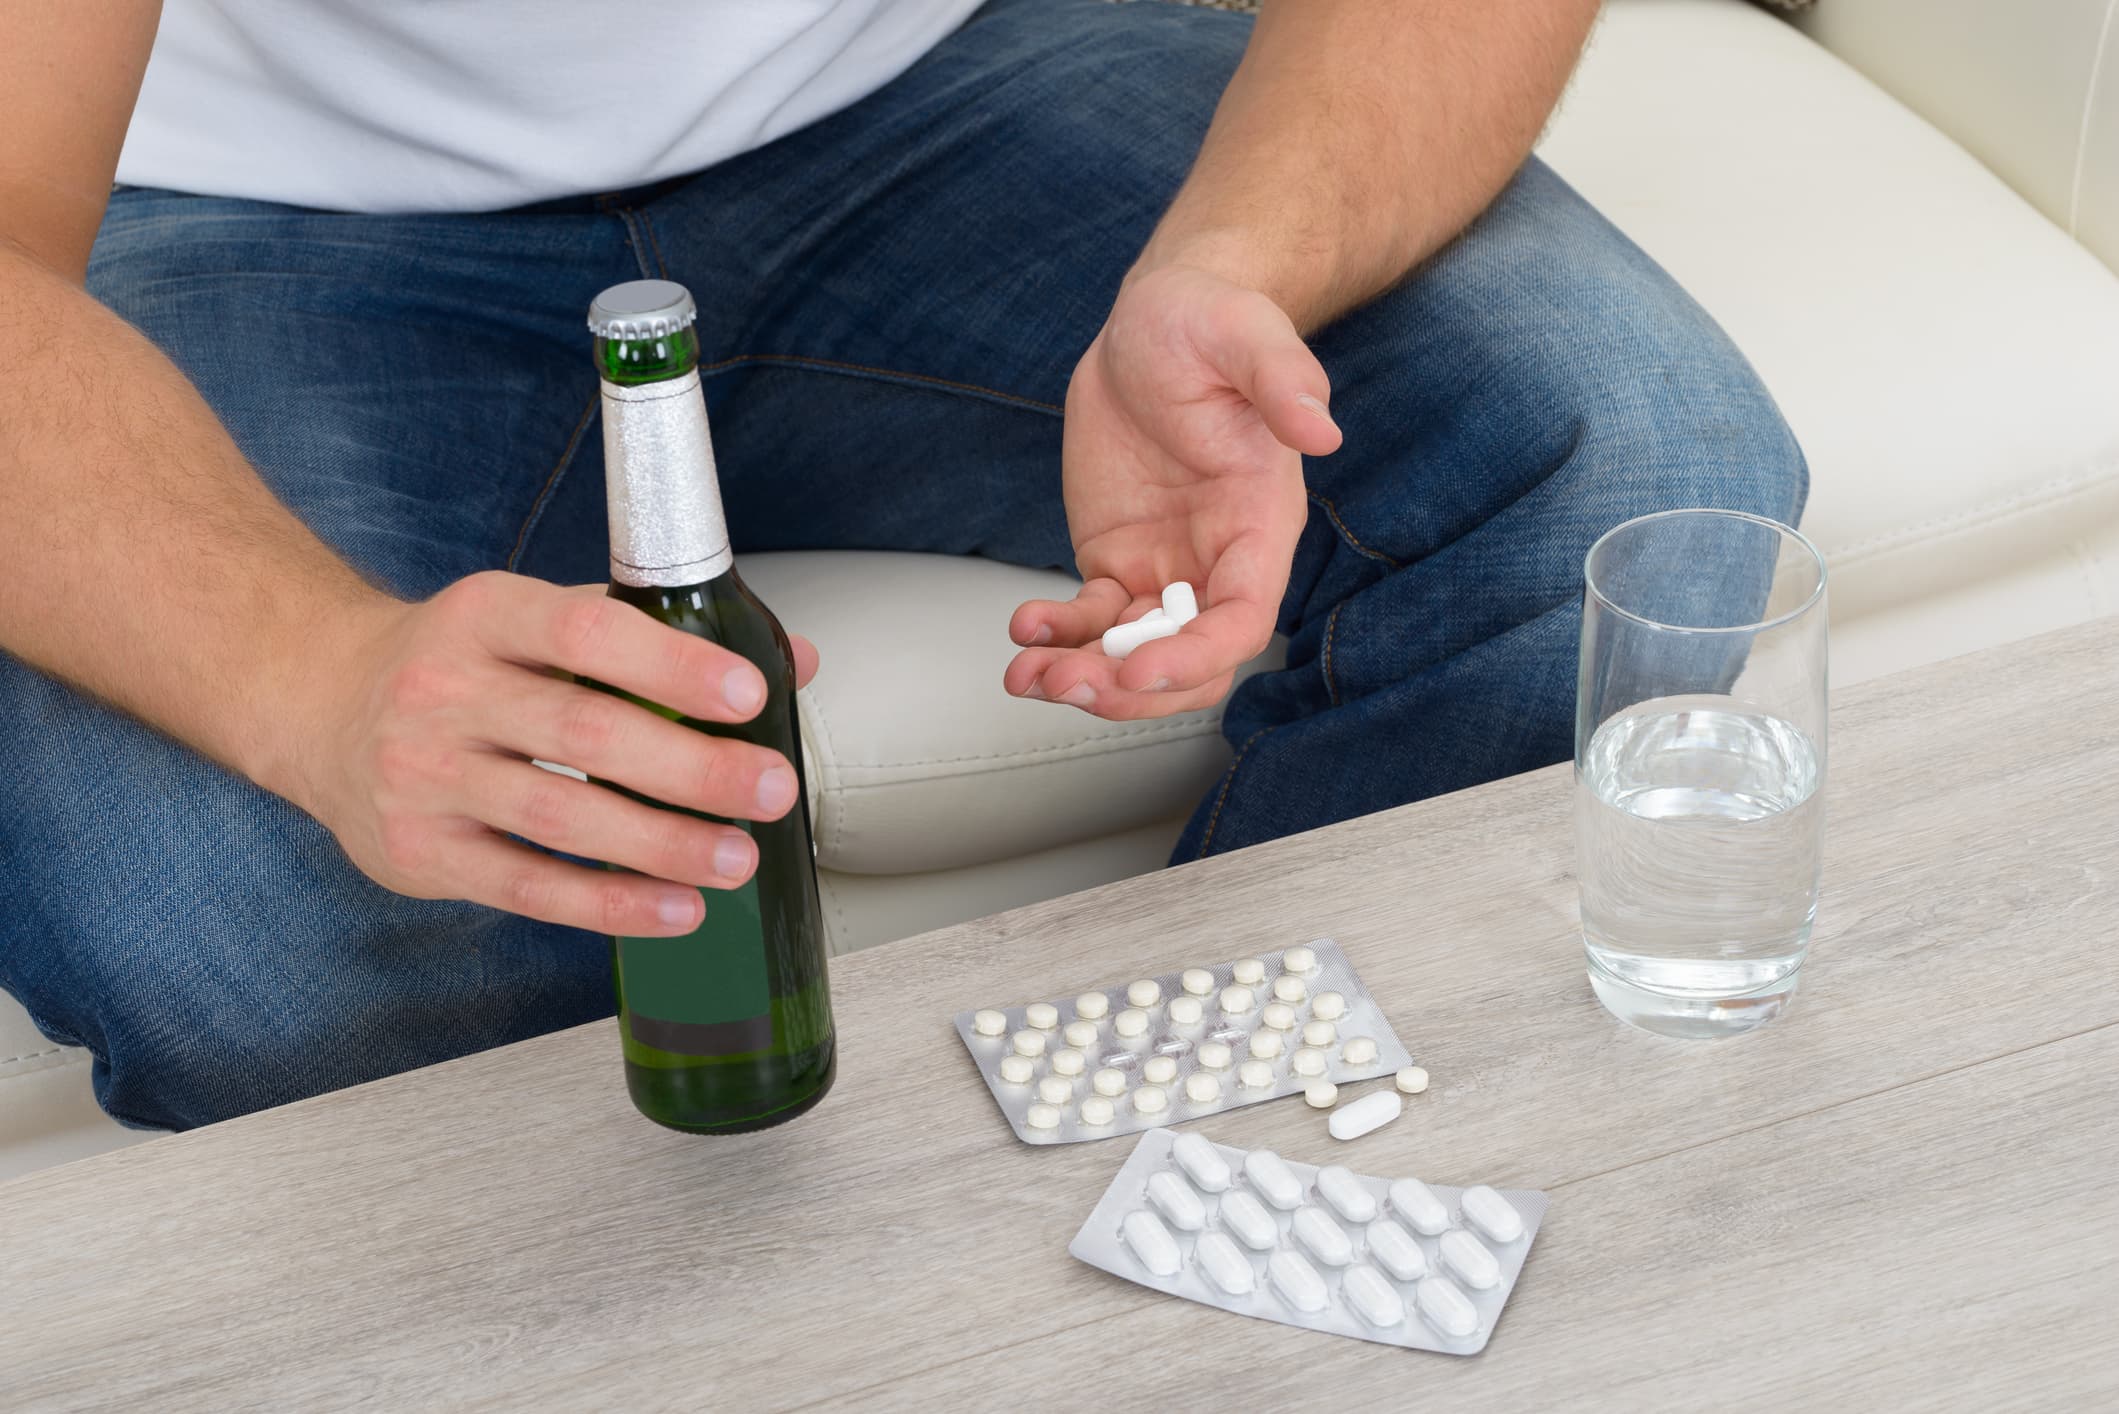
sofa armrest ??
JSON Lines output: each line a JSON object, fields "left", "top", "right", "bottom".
{"left": 1793, "top": 0, "right": 2119, "bottom": 273}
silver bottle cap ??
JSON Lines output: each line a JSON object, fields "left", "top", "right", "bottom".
{"left": 587, "top": 280, "right": 697, "bottom": 341}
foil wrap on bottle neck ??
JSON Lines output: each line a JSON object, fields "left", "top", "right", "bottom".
{"left": 600, "top": 370, "right": 733, "bottom": 588}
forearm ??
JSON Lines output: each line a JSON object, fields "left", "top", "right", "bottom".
{"left": 0, "top": 240, "right": 394, "bottom": 792}
{"left": 1141, "top": 0, "right": 1602, "bottom": 329}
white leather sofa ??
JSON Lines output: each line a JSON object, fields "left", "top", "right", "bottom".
{"left": 7, "top": 0, "right": 2117, "bottom": 1180}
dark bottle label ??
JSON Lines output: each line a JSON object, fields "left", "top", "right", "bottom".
{"left": 616, "top": 843, "right": 774, "bottom": 1056}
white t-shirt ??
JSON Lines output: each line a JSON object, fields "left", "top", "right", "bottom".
{"left": 115, "top": 0, "right": 984, "bottom": 213}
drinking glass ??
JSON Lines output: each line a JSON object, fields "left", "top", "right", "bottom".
{"left": 1575, "top": 509, "right": 1828, "bottom": 1040}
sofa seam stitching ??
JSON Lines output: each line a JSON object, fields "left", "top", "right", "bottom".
{"left": 0, "top": 1046, "right": 72, "bottom": 1066}
{"left": 1822, "top": 463, "right": 2119, "bottom": 566}
{"left": 822, "top": 718, "right": 1214, "bottom": 777}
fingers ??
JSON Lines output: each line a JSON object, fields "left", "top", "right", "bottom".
{"left": 460, "top": 754, "right": 758, "bottom": 889}
{"left": 1010, "top": 578, "right": 1135, "bottom": 649}
{"left": 1203, "top": 292, "right": 1344, "bottom": 459}
{"left": 1007, "top": 640, "right": 1236, "bottom": 721}
{"left": 788, "top": 633, "right": 820, "bottom": 689}
{"left": 442, "top": 825, "right": 709, "bottom": 936}
{"left": 1110, "top": 599, "right": 1274, "bottom": 696}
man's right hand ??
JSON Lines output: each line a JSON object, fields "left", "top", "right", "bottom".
{"left": 283, "top": 571, "right": 818, "bottom": 937}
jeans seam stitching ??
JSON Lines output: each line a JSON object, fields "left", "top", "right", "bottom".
{"left": 1321, "top": 602, "right": 1346, "bottom": 708}
{"left": 507, "top": 387, "right": 601, "bottom": 573}
{"left": 698, "top": 352, "right": 1064, "bottom": 416}
{"left": 636, "top": 207, "right": 674, "bottom": 280}
{"left": 1306, "top": 490, "right": 1402, "bottom": 569}
{"left": 1196, "top": 726, "right": 1271, "bottom": 859}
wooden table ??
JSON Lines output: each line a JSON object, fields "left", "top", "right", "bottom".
{"left": 6, "top": 620, "right": 2116, "bottom": 1412}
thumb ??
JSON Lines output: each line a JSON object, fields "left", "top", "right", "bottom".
{"left": 1202, "top": 292, "right": 1344, "bottom": 458}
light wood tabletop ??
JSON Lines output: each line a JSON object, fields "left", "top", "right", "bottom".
{"left": 5, "top": 618, "right": 2116, "bottom": 1412}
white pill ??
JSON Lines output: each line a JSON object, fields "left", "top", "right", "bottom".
{"left": 1011, "top": 1030, "right": 1046, "bottom": 1058}
{"left": 1244, "top": 1149, "right": 1305, "bottom": 1211}
{"left": 998, "top": 1055, "right": 1035, "bottom": 1085}
{"left": 1101, "top": 614, "right": 1181, "bottom": 660}
{"left": 1231, "top": 958, "right": 1266, "bottom": 986}
{"left": 1126, "top": 978, "right": 1162, "bottom": 1008}
{"left": 1315, "top": 1164, "right": 1378, "bottom": 1224}
{"left": 1024, "top": 1001, "right": 1059, "bottom": 1030}
{"left": 1184, "top": 1072, "right": 1221, "bottom": 1105}
{"left": 973, "top": 1009, "right": 1008, "bottom": 1037}
{"left": 1133, "top": 1085, "right": 1168, "bottom": 1115}
{"left": 1237, "top": 1060, "right": 1275, "bottom": 1090}
{"left": 1268, "top": 1250, "right": 1329, "bottom": 1313}
{"left": 1388, "top": 1177, "right": 1452, "bottom": 1236}
{"left": 1247, "top": 1030, "right": 1285, "bottom": 1060}
{"left": 1171, "top": 1132, "right": 1232, "bottom": 1193}
{"left": 1219, "top": 1188, "right": 1280, "bottom": 1250}
{"left": 1193, "top": 1231, "right": 1256, "bottom": 1296}
{"left": 1114, "top": 1008, "right": 1149, "bottom": 1038}
{"left": 1461, "top": 1185, "right": 1525, "bottom": 1244}
{"left": 1142, "top": 605, "right": 1168, "bottom": 622}
{"left": 1341, "top": 1264, "right": 1407, "bottom": 1329}
{"left": 1063, "top": 1020, "right": 1100, "bottom": 1050}
{"left": 1292, "top": 1206, "right": 1354, "bottom": 1267}
{"left": 1181, "top": 967, "right": 1216, "bottom": 996}
{"left": 1291, "top": 1047, "right": 1328, "bottom": 1078}
{"left": 1395, "top": 1066, "right": 1430, "bottom": 1095}
{"left": 1304, "top": 1081, "right": 1339, "bottom": 1109}
{"left": 1328, "top": 1090, "right": 1403, "bottom": 1140}
{"left": 1366, "top": 1218, "right": 1429, "bottom": 1281}
{"left": 1026, "top": 1102, "right": 1061, "bottom": 1130}
{"left": 1162, "top": 580, "right": 1199, "bottom": 625}
{"left": 1167, "top": 995, "right": 1204, "bottom": 1027}
{"left": 1282, "top": 943, "right": 1319, "bottom": 975}
{"left": 1311, "top": 991, "right": 1347, "bottom": 1022}
{"left": 1079, "top": 1096, "right": 1115, "bottom": 1126}
{"left": 1218, "top": 984, "right": 1255, "bottom": 1015}
{"left": 1122, "top": 1210, "right": 1182, "bottom": 1277}
{"left": 1196, "top": 1040, "right": 1233, "bottom": 1071}
{"left": 1301, "top": 1020, "right": 1337, "bottom": 1048}
{"left": 1142, "top": 1055, "right": 1178, "bottom": 1086}
{"left": 1049, "top": 1048, "right": 1085, "bottom": 1079}
{"left": 1147, "top": 1170, "right": 1207, "bottom": 1232}
{"left": 1341, "top": 1036, "right": 1379, "bottom": 1067}
{"left": 1416, "top": 1277, "right": 1481, "bottom": 1339}
{"left": 1272, "top": 975, "right": 1307, "bottom": 1004}
{"left": 1075, "top": 992, "right": 1110, "bottom": 1020}
{"left": 1261, "top": 1002, "right": 1298, "bottom": 1032}
{"left": 1037, "top": 1076, "right": 1073, "bottom": 1106}
{"left": 1440, "top": 1229, "right": 1500, "bottom": 1290}
{"left": 1092, "top": 1068, "right": 1129, "bottom": 1097}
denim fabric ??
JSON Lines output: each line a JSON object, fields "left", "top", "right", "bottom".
{"left": 0, "top": 0, "right": 1805, "bottom": 1129}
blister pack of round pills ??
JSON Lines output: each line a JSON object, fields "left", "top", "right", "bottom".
{"left": 953, "top": 939, "right": 1413, "bottom": 1144}
{"left": 1069, "top": 1128, "right": 1547, "bottom": 1355}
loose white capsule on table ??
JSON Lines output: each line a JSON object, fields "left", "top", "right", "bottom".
{"left": 1395, "top": 1066, "right": 1430, "bottom": 1095}
{"left": 1037, "top": 1076, "right": 1073, "bottom": 1106}
{"left": 1292, "top": 1206, "right": 1354, "bottom": 1267}
{"left": 1142, "top": 1055, "right": 1178, "bottom": 1086}
{"left": 1244, "top": 1149, "right": 1305, "bottom": 1211}
{"left": 1341, "top": 1036, "right": 1379, "bottom": 1067}
{"left": 1417, "top": 1276, "right": 1481, "bottom": 1339}
{"left": 1247, "top": 1030, "right": 1285, "bottom": 1060}
{"left": 1388, "top": 1177, "right": 1452, "bottom": 1236}
{"left": 1291, "top": 1047, "right": 1328, "bottom": 1078}
{"left": 1011, "top": 1030, "right": 1046, "bottom": 1058}
{"left": 1261, "top": 1003, "right": 1298, "bottom": 1033}
{"left": 1063, "top": 1020, "right": 1099, "bottom": 1050}
{"left": 1162, "top": 580, "right": 1199, "bottom": 624}
{"left": 1302, "top": 1020, "right": 1337, "bottom": 1048}
{"left": 1315, "top": 1164, "right": 1379, "bottom": 1224}
{"left": 1092, "top": 1067, "right": 1129, "bottom": 1097}
{"left": 1218, "top": 984, "right": 1256, "bottom": 1016}
{"left": 1231, "top": 958, "right": 1266, "bottom": 986}
{"left": 1342, "top": 1264, "right": 1408, "bottom": 1329}
{"left": 1328, "top": 1090, "right": 1404, "bottom": 1141}
{"left": 1304, "top": 1081, "right": 1339, "bottom": 1109}
{"left": 1101, "top": 614, "right": 1181, "bottom": 661}
{"left": 1126, "top": 978, "right": 1162, "bottom": 1009}
{"left": 1049, "top": 1048, "right": 1085, "bottom": 1077}
{"left": 1113, "top": 1008, "right": 1150, "bottom": 1039}
{"left": 1075, "top": 992, "right": 1110, "bottom": 1021}
{"left": 1026, "top": 1102, "right": 1062, "bottom": 1131}
{"left": 1272, "top": 975, "right": 1307, "bottom": 1004}
{"left": 1219, "top": 1188, "right": 1280, "bottom": 1251}
{"left": 1024, "top": 1001, "right": 1059, "bottom": 1030}
{"left": 1122, "top": 1210, "right": 1182, "bottom": 1278}
{"left": 1146, "top": 1170, "right": 1207, "bottom": 1232}
{"left": 1079, "top": 1096, "right": 1116, "bottom": 1126}
{"left": 1196, "top": 1040, "right": 1233, "bottom": 1071}
{"left": 973, "top": 1009, "right": 1007, "bottom": 1037}
{"left": 1181, "top": 967, "right": 1216, "bottom": 997}
{"left": 1193, "top": 1231, "right": 1256, "bottom": 1296}
{"left": 1311, "top": 991, "right": 1347, "bottom": 1022}
{"left": 1461, "top": 1185, "right": 1525, "bottom": 1244}
{"left": 998, "top": 1055, "right": 1035, "bottom": 1085}
{"left": 1268, "top": 1250, "right": 1329, "bottom": 1313}
{"left": 1281, "top": 943, "right": 1320, "bottom": 975}
{"left": 1237, "top": 1059, "right": 1275, "bottom": 1090}
{"left": 1171, "top": 1131, "right": 1232, "bottom": 1192}
{"left": 1133, "top": 1085, "right": 1168, "bottom": 1116}
{"left": 1167, "top": 996, "right": 1204, "bottom": 1027}
{"left": 1184, "top": 1071, "right": 1221, "bottom": 1105}
{"left": 1366, "top": 1218, "right": 1429, "bottom": 1281}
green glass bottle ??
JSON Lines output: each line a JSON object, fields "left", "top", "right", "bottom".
{"left": 584, "top": 279, "right": 835, "bottom": 1133}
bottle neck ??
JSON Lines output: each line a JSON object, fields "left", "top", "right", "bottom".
{"left": 599, "top": 360, "right": 733, "bottom": 589}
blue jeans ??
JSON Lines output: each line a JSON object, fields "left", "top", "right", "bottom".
{"left": 0, "top": 0, "right": 1805, "bottom": 1129}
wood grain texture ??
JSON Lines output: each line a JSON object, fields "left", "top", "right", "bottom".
{"left": 3, "top": 617, "right": 2115, "bottom": 1413}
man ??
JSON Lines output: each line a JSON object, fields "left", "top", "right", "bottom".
{"left": 0, "top": 0, "right": 1804, "bottom": 1130}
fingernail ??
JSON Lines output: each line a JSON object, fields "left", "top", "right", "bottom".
{"left": 714, "top": 835, "right": 754, "bottom": 880}
{"left": 1060, "top": 682, "right": 1097, "bottom": 709}
{"left": 1021, "top": 679, "right": 1046, "bottom": 700}
{"left": 1297, "top": 393, "right": 1339, "bottom": 429}
{"left": 756, "top": 765, "right": 798, "bottom": 815}
{"left": 1030, "top": 624, "right": 1052, "bottom": 645}
{"left": 724, "top": 667, "right": 765, "bottom": 717}
{"left": 1146, "top": 676, "right": 1171, "bottom": 692}
{"left": 657, "top": 891, "right": 700, "bottom": 928}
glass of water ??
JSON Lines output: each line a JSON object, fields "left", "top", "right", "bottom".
{"left": 1575, "top": 509, "right": 1827, "bottom": 1040}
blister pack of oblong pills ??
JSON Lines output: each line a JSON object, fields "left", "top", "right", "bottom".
{"left": 954, "top": 939, "right": 1412, "bottom": 1145}
{"left": 1070, "top": 1128, "right": 1547, "bottom": 1355}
